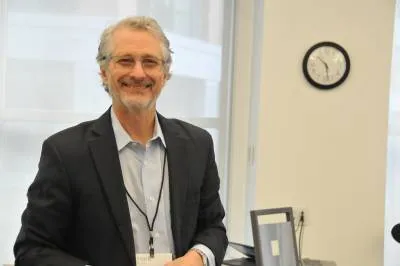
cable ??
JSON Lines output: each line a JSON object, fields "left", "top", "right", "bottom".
{"left": 295, "top": 214, "right": 302, "bottom": 232}
{"left": 297, "top": 211, "right": 305, "bottom": 266}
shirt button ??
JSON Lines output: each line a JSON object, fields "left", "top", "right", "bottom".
{"left": 149, "top": 196, "right": 155, "bottom": 202}
{"left": 154, "top": 231, "right": 160, "bottom": 238}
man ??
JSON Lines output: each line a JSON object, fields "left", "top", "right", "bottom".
{"left": 14, "top": 16, "right": 228, "bottom": 266}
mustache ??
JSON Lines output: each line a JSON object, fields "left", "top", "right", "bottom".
{"left": 119, "top": 77, "right": 153, "bottom": 88}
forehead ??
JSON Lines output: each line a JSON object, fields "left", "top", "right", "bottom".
{"left": 110, "top": 27, "right": 162, "bottom": 56}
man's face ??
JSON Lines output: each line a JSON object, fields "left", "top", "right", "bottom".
{"left": 100, "top": 27, "right": 167, "bottom": 113}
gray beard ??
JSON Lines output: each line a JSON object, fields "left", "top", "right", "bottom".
{"left": 109, "top": 89, "right": 156, "bottom": 113}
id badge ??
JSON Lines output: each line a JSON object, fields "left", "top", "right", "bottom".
{"left": 136, "top": 253, "right": 173, "bottom": 266}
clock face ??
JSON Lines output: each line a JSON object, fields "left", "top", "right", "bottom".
{"left": 303, "top": 42, "right": 350, "bottom": 89}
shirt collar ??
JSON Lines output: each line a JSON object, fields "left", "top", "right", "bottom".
{"left": 110, "top": 108, "right": 166, "bottom": 151}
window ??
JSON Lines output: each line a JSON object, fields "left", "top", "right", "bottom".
{"left": 385, "top": 1, "right": 400, "bottom": 265}
{"left": 0, "top": 0, "right": 233, "bottom": 263}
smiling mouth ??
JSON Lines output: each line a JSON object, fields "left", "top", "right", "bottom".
{"left": 121, "top": 81, "right": 153, "bottom": 89}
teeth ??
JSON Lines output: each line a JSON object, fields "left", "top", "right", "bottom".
{"left": 120, "top": 81, "right": 152, "bottom": 88}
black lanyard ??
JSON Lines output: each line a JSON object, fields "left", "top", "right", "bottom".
{"left": 124, "top": 149, "right": 167, "bottom": 258}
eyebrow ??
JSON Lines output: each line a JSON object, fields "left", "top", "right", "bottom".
{"left": 115, "top": 53, "right": 161, "bottom": 59}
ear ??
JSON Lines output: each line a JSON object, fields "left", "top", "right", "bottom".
{"left": 99, "top": 67, "right": 108, "bottom": 85}
{"left": 164, "top": 69, "right": 171, "bottom": 81}
{"left": 160, "top": 74, "right": 168, "bottom": 89}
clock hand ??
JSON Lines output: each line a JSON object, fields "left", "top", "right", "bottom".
{"left": 317, "top": 56, "right": 329, "bottom": 77}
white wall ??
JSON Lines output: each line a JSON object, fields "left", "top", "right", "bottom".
{"left": 252, "top": 0, "right": 396, "bottom": 266}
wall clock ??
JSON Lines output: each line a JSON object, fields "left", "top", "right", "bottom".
{"left": 303, "top": 41, "right": 350, "bottom": 90}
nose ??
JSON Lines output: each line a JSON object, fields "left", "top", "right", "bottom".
{"left": 129, "top": 61, "right": 147, "bottom": 78}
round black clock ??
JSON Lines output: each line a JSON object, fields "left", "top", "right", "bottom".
{"left": 302, "top": 41, "right": 350, "bottom": 90}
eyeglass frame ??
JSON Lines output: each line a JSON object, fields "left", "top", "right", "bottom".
{"left": 101, "top": 54, "right": 167, "bottom": 75}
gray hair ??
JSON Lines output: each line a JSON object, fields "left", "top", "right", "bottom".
{"left": 96, "top": 16, "right": 173, "bottom": 91}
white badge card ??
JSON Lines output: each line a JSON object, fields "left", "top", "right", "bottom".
{"left": 136, "top": 253, "right": 173, "bottom": 266}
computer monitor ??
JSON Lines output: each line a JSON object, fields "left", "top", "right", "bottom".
{"left": 250, "top": 207, "right": 300, "bottom": 266}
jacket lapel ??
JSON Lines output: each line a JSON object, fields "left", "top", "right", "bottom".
{"left": 87, "top": 109, "right": 135, "bottom": 263}
{"left": 158, "top": 114, "right": 190, "bottom": 256}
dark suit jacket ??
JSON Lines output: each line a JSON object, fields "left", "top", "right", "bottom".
{"left": 14, "top": 109, "right": 228, "bottom": 266}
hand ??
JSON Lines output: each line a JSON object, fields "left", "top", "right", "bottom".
{"left": 164, "top": 250, "right": 203, "bottom": 266}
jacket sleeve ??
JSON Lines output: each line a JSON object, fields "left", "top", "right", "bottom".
{"left": 14, "top": 139, "right": 87, "bottom": 266}
{"left": 192, "top": 133, "right": 228, "bottom": 266}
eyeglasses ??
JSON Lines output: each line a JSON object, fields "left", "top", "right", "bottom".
{"left": 107, "top": 55, "right": 165, "bottom": 75}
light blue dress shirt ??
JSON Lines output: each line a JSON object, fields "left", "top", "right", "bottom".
{"left": 110, "top": 109, "right": 215, "bottom": 266}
